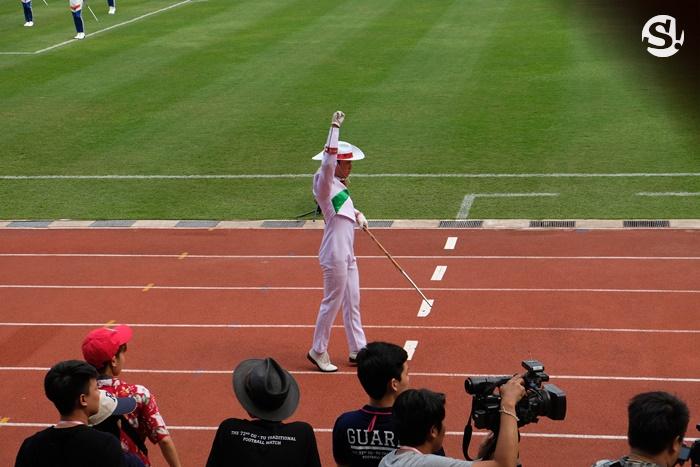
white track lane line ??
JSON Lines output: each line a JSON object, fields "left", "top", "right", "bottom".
{"left": 3, "top": 366, "right": 700, "bottom": 383}
{"left": 2, "top": 253, "right": 699, "bottom": 260}
{"left": 2, "top": 323, "right": 700, "bottom": 334}
{"left": 0, "top": 285, "right": 698, "bottom": 294}
{"left": 9, "top": 422, "right": 694, "bottom": 441}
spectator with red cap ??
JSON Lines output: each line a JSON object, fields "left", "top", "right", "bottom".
{"left": 82, "top": 324, "right": 182, "bottom": 467}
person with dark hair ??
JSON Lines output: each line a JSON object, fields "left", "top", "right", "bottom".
{"left": 15, "top": 360, "right": 125, "bottom": 467}
{"left": 333, "top": 342, "right": 413, "bottom": 466}
{"left": 206, "top": 357, "right": 321, "bottom": 467}
{"left": 592, "top": 391, "right": 690, "bottom": 467}
{"left": 380, "top": 382, "right": 525, "bottom": 467}
{"left": 82, "top": 325, "right": 181, "bottom": 467}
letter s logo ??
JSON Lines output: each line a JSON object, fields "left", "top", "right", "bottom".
{"left": 642, "top": 15, "right": 684, "bottom": 57}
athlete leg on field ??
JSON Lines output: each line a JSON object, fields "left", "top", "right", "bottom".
{"left": 21, "top": 0, "right": 33, "bottom": 26}
{"left": 69, "top": 0, "right": 85, "bottom": 39}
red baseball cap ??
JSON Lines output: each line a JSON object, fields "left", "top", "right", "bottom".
{"left": 81, "top": 325, "right": 133, "bottom": 368}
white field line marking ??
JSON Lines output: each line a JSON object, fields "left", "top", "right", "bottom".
{"left": 0, "top": 0, "right": 192, "bottom": 56}
{"left": 3, "top": 366, "right": 700, "bottom": 383}
{"left": 637, "top": 192, "right": 700, "bottom": 196}
{"left": 5, "top": 422, "right": 688, "bottom": 441}
{"left": 458, "top": 193, "right": 559, "bottom": 219}
{"left": 2, "top": 253, "right": 699, "bottom": 261}
{"left": 3, "top": 173, "right": 700, "bottom": 179}
{"left": 0, "top": 284, "right": 698, "bottom": 294}
{"left": 3, "top": 322, "right": 700, "bottom": 334}
{"left": 431, "top": 265, "right": 447, "bottom": 281}
{"left": 444, "top": 237, "right": 458, "bottom": 250}
{"left": 417, "top": 299, "right": 434, "bottom": 317}
{"left": 403, "top": 340, "right": 419, "bottom": 360}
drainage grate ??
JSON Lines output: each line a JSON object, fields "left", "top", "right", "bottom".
{"left": 623, "top": 220, "right": 670, "bottom": 228}
{"left": 367, "top": 220, "right": 393, "bottom": 228}
{"left": 90, "top": 220, "right": 135, "bottom": 228}
{"left": 175, "top": 220, "right": 219, "bottom": 228}
{"left": 439, "top": 220, "right": 484, "bottom": 228}
{"left": 7, "top": 221, "right": 52, "bottom": 228}
{"left": 261, "top": 220, "right": 306, "bottom": 228}
{"left": 530, "top": 220, "right": 576, "bottom": 228}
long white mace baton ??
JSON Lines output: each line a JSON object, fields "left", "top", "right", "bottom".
{"left": 84, "top": 0, "right": 99, "bottom": 22}
{"left": 363, "top": 226, "right": 432, "bottom": 308}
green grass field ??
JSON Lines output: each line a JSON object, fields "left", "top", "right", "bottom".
{"left": 1, "top": 0, "right": 698, "bottom": 220}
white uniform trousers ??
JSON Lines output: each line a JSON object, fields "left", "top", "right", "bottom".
{"left": 312, "top": 215, "right": 367, "bottom": 355}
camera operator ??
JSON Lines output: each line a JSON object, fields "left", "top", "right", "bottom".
{"left": 592, "top": 391, "right": 689, "bottom": 467}
{"left": 379, "top": 375, "right": 525, "bottom": 467}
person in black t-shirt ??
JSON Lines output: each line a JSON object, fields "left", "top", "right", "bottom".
{"left": 15, "top": 360, "right": 125, "bottom": 467}
{"left": 333, "top": 342, "right": 415, "bottom": 467}
{"left": 206, "top": 357, "right": 321, "bottom": 467}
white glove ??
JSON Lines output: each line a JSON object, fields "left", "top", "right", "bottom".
{"left": 356, "top": 211, "right": 368, "bottom": 229}
{"left": 331, "top": 111, "right": 345, "bottom": 128}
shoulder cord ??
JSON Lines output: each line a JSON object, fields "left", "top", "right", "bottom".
{"left": 120, "top": 415, "right": 149, "bottom": 456}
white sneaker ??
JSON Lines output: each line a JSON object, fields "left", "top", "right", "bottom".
{"left": 74, "top": 32, "right": 85, "bottom": 40}
{"left": 348, "top": 352, "right": 358, "bottom": 365}
{"left": 24, "top": 21, "right": 34, "bottom": 27}
{"left": 108, "top": 6, "right": 115, "bottom": 14}
{"left": 307, "top": 350, "right": 338, "bottom": 373}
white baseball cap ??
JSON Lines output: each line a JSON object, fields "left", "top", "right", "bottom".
{"left": 312, "top": 141, "right": 365, "bottom": 161}
{"left": 88, "top": 390, "right": 137, "bottom": 426}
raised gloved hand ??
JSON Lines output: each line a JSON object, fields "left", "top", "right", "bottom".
{"left": 356, "top": 211, "right": 368, "bottom": 229}
{"left": 331, "top": 111, "right": 345, "bottom": 128}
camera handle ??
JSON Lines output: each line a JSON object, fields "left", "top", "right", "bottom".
{"left": 462, "top": 422, "right": 475, "bottom": 461}
{"left": 462, "top": 419, "right": 522, "bottom": 467}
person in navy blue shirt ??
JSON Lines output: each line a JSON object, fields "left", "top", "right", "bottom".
{"left": 334, "top": 342, "right": 424, "bottom": 467}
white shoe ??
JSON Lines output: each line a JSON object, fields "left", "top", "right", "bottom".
{"left": 307, "top": 350, "right": 338, "bottom": 373}
{"left": 349, "top": 352, "right": 358, "bottom": 365}
{"left": 24, "top": 21, "right": 34, "bottom": 27}
{"left": 74, "top": 32, "right": 85, "bottom": 40}
{"left": 108, "top": 6, "right": 115, "bottom": 14}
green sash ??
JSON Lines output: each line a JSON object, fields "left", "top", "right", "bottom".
{"left": 331, "top": 189, "right": 350, "bottom": 213}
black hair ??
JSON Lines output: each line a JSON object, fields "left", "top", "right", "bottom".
{"left": 95, "top": 343, "right": 127, "bottom": 375}
{"left": 628, "top": 391, "right": 689, "bottom": 455}
{"left": 356, "top": 342, "right": 408, "bottom": 400}
{"left": 44, "top": 360, "right": 98, "bottom": 416}
{"left": 393, "top": 388, "right": 446, "bottom": 447}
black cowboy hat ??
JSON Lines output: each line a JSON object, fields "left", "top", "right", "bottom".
{"left": 232, "top": 357, "right": 300, "bottom": 422}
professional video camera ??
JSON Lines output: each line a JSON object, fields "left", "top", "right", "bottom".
{"left": 678, "top": 424, "right": 700, "bottom": 466}
{"left": 462, "top": 360, "right": 566, "bottom": 463}
{"left": 465, "top": 359, "right": 567, "bottom": 430}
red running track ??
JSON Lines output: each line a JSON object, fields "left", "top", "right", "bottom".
{"left": 0, "top": 228, "right": 699, "bottom": 467}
